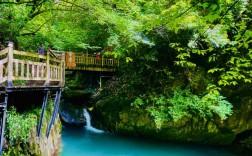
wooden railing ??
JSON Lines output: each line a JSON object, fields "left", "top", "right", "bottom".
{"left": 75, "top": 53, "right": 119, "bottom": 66}
{"left": 66, "top": 53, "right": 119, "bottom": 72}
{"left": 0, "top": 42, "right": 65, "bottom": 88}
{"left": 0, "top": 44, "right": 118, "bottom": 88}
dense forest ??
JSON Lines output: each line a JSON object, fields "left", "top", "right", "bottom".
{"left": 1, "top": 0, "right": 252, "bottom": 154}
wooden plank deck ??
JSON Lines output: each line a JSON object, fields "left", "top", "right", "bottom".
{"left": 0, "top": 43, "right": 118, "bottom": 89}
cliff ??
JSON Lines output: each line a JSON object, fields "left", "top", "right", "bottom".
{"left": 91, "top": 78, "right": 252, "bottom": 152}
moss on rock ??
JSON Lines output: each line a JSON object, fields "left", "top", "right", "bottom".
{"left": 3, "top": 105, "right": 62, "bottom": 156}
{"left": 92, "top": 92, "right": 252, "bottom": 147}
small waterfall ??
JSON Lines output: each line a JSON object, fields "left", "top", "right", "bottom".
{"left": 84, "top": 109, "right": 91, "bottom": 127}
{"left": 83, "top": 108, "right": 103, "bottom": 133}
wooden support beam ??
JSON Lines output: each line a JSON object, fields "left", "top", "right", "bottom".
{"left": 37, "top": 91, "right": 49, "bottom": 138}
{"left": 0, "top": 93, "right": 7, "bottom": 153}
{"left": 46, "top": 90, "right": 61, "bottom": 138}
{"left": 99, "top": 73, "right": 102, "bottom": 89}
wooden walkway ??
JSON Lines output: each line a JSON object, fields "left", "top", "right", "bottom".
{"left": 0, "top": 43, "right": 119, "bottom": 89}
{"left": 66, "top": 53, "right": 119, "bottom": 72}
{"left": 0, "top": 43, "right": 65, "bottom": 89}
{"left": 0, "top": 42, "right": 119, "bottom": 153}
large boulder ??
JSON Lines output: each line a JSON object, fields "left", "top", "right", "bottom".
{"left": 59, "top": 89, "right": 91, "bottom": 126}
{"left": 92, "top": 91, "right": 252, "bottom": 149}
{"left": 59, "top": 109, "right": 85, "bottom": 126}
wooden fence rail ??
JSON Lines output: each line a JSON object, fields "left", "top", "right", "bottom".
{"left": 0, "top": 44, "right": 119, "bottom": 88}
{"left": 0, "top": 42, "right": 65, "bottom": 88}
{"left": 66, "top": 53, "right": 119, "bottom": 72}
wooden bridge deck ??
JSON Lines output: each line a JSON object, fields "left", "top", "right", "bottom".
{"left": 0, "top": 43, "right": 118, "bottom": 89}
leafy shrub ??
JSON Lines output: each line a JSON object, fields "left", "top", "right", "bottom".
{"left": 131, "top": 88, "right": 233, "bottom": 129}
{"left": 5, "top": 107, "right": 37, "bottom": 144}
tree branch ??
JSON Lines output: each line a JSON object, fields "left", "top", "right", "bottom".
{"left": 164, "top": 2, "right": 199, "bottom": 26}
{"left": 19, "top": 15, "right": 56, "bottom": 36}
{"left": 0, "top": 1, "right": 34, "bottom": 5}
{"left": 194, "top": 0, "right": 241, "bottom": 44}
{"left": 30, "top": 8, "right": 73, "bottom": 19}
{"left": 60, "top": 0, "right": 87, "bottom": 10}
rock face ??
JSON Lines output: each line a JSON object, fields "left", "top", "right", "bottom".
{"left": 91, "top": 67, "right": 252, "bottom": 152}
{"left": 27, "top": 116, "right": 62, "bottom": 156}
{"left": 4, "top": 115, "right": 62, "bottom": 156}
{"left": 58, "top": 89, "right": 90, "bottom": 126}
{"left": 92, "top": 93, "right": 252, "bottom": 149}
{"left": 59, "top": 109, "right": 85, "bottom": 126}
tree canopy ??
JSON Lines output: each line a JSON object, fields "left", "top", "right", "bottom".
{"left": 1, "top": 0, "right": 251, "bottom": 126}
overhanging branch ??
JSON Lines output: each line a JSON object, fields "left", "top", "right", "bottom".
{"left": 30, "top": 8, "right": 74, "bottom": 19}
{"left": 0, "top": 1, "right": 34, "bottom": 5}
{"left": 19, "top": 15, "right": 56, "bottom": 36}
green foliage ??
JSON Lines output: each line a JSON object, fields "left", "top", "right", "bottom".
{"left": 131, "top": 97, "right": 144, "bottom": 109}
{"left": 12, "top": 80, "right": 26, "bottom": 86}
{"left": 5, "top": 107, "right": 37, "bottom": 144}
{"left": 167, "top": 0, "right": 252, "bottom": 87}
{"left": 1, "top": 0, "right": 250, "bottom": 135}
{"left": 201, "top": 93, "right": 233, "bottom": 120}
{"left": 132, "top": 88, "right": 233, "bottom": 129}
{"left": 65, "top": 72, "right": 91, "bottom": 89}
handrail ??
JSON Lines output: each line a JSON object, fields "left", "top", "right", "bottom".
{"left": 73, "top": 53, "right": 119, "bottom": 67}
{"left": 1, "top": 45, "right": 118, "bottom": 87}
{"left": 0, "top": 58, "right": 7, "bottom": 64}
{"left": 0, "top": 42, "right": 65, "bottom": 88}
{"left": 0, "top": 48, "right": 8, "bottom": 57}
{"left": 0, "top": 48, "right": 8, "bottom": 84}
{"left": 13, "top": 50, "right": 47, "bottom": 59}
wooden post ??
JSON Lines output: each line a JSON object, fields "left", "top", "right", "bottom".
{"left": 26, "top": 62, "right": 29, "bottom": 78}
{"left": 45, "top": 50, "right": 50, "bottom": 86}
{"left": 41, "top": 64, "right": 44, "bottom": 78}
{"left": 21, "top": 62, "right": 24, "bottom": 77}
{"left": 36, "top": 64, "right": 39, "bottom": 78}
{"left": 60, "top": 53, "right": 65, "bottom": 87}
{"left": 15, "top": 61, "right": 18, "bottom": 77}
{"left": 0, "top": 64, "right": 3, "bottom": 80}
{"left": 102, "top": 55, "right": 104, "bottom": 66}
{"left": 99, "top": 73, "right": 102, "bottom": 88}
{"left": 32, "top": 64, "right": 35, "bottom": 78}
{"left": 86, "top": 52, "right": 88, "bottom": 66}
{"left": 7, "top": 42, "right": 13, "bottom": 87}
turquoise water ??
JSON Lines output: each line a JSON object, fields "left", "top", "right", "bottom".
{"left": 60, "top": 126, "right": 237, "bottom": 156}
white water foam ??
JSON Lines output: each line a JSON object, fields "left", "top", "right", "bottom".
{"left": 83, "top": 108, "right": 104, "bottom": 133}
